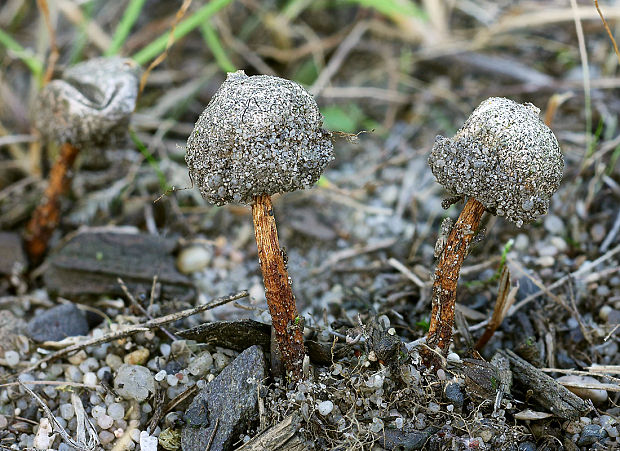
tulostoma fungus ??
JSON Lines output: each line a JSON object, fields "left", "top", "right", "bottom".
{"left": 185, "top": 70, "right": 334, "bottom": 381}
{"left": 26, "top": 56, "right": 140, "bottom": 263}
{"left": 422, "top": 97, "right": 564, "bottom": 368}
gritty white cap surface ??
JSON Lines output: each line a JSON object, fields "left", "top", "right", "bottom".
{"left": 428, "top": 97, "right": 564, "bottom": 226}
{"left": 186, "top": 70, "right": 334, "bottom": 206}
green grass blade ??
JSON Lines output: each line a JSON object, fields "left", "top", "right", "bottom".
{"left": 0, "top": 28, "right": 44, "bottom": 79}
{"left": 106, "top": 0, "right": 147, "bottom": 56}
{"left": 200, "top": 21, "right": 235, "bottom": 73}
{"left": 131, "top": 0, "right": 234, "bottom": 66}
{"left": 337, "top": 0, "right": 426, "bottom": 20}
{"left": 129, "top": 130, "right": 171, "bottom": 192}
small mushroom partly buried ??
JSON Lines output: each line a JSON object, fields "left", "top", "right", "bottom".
{"left": 26, "top": 57, "right": 140, "bottom": 263}
{"left": 186, "top": 70, "right": 334, "bottom": 380}
{"left": 423, "top": 97, "right": 564, "bottom": 368}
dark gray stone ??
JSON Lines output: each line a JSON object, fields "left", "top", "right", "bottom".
{"left": 378, "top": 427, "right": 436, "bottom": 450}
{"left": 177, "top": 320, "right": 271, "bottom": 351}
{"left": 181, "top": 345, "right": 266, "bottom": 451}
{"left": 516, "top": 276, "right": 539, "bottom": 301}
{"left": 577, "top": 424, "right": 606, "bottom": 447}
{"left": 43, "top": 231, "right": 193, "bottom": 299}
{"left": 27, "top": 303, "right": 89, "bottom": 342}
{"left": 517, "top": 441, "right": 536, "bottom": 451}
{"left": 444, "top": 382, "right": 465, "bottom": 410}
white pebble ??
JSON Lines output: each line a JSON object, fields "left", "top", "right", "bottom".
{"left": 97, "top": 414, "right": 114, "bottom": 430}
{"left": 177, "top": 246, "right": 211, "bottom": 274}
{"left": 557, "top": 375, "right": 608, "bottom": 404}
{"left": 140, "top": 431, "right": 159, "bottom": 451}
{"left": 108, "top": 403, "right": 125, "bottom": 420}
{"left": 395, "top": 417, "right": 404, "bottom": 429}
{"left": 83, "top": 372, "right": 97, "bottom": 386}
{"left": 59, "top": 403, "right": 74, "bottom": 420}
{"left": 428, "top": 402, "right": 440, "bottom": 413}
{"left": 155, "top": 370, "right": 167, "bottom": 382}
{"left": 447, "top": 352, "right": 461, "bottom": 363}
{"left": 91, "top": 405, "right": 106, "bottom": 419}
{"left": 4, "top": 351, "right": 19, "bottom": 367}
{"left": 317, "top": 400, "right": 334, "bottom": 416}
{"left": 166, "top": 374, "right": 179, "bottom": 387}
{"left": 159, "top": 344, "right": 171, "bottom": 358}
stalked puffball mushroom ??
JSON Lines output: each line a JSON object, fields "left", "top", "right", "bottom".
{"left": 423, "top": 97, "right": 564, "bottom": 367}
{"left": 26, "top": 57, "right": 140, "bottom": 263}
{"left": 186, "top": 70, "right": 334, "bottom": 380}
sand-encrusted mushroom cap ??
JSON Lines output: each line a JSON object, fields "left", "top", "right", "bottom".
{"left": 186, "top": 70, "right": 334, "bottom": 206}
{"left": 428, "top": 97, "right": 564, "bottom": 226}
{"left": 33, "top": 57, "right": 141, "bottom": 147}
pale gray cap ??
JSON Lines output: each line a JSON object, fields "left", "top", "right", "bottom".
{"left": 33, "top": 57, "right": 140, "bottom": 147}
{"left": 428, "top": 97, "right": 564, "bottom": 227}
{"left": 186, "top": 70, "right": 334, "bottom": 206}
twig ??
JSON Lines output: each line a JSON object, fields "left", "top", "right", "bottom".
{"left": 594, "top": 0, "right": 620, "bottom": 64}
{"left": 312, "top": 239, "right": 396, "bottom": 275}
{"left": 36, "top": 0, "right": 58, "bottom": 85}
{"left": 206, "top": 418, "right": 219, "bottom": 451}
{"left": 387, "top": 258, "right": 426, "bottom": 288}
{"left": 475, "top": 266, "right": 518, "bottom": 351}
{"left": 2, "top": 291, "right": 248, "bottom": 381}
{"left": 600, "top": 208, "right": 620, "bottom": 252}
{"left": 310, "top": 21, "right": 369, "bottom": 96}
{"left": 118, "top": 277, "right": 178, "bottom": 341}
{"left": 509, "top": 244, "right": 620, "bottom": 314}
{"left": 20, "top": 382, "right": 99, "bottom": 451}
{"left": 139, "top": 0, "right": 192, "bottom": 96}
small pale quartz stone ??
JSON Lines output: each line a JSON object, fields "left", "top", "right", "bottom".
{"left": 140, "top": 431, "right": 159, "bottom": 451}
{"left": 177, "top": 246, "right": 211, "bottom": 274}
{"left": 447, "top": 352, "right": 461, "bottom": 363}
{"left": 97, "top": 414, "right": 114, "bottom": 430}
{"left": 317, "top": 400, "right": 334, "bottom": 416}
{"left": 4, "top": 351, "right": 19, "bottom": 367}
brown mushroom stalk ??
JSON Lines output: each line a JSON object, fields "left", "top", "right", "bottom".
{"left": 25, "top": 143, "right": 79, "bottom": 262}
{"left": 422, "top": 97, "right": 564, "bottom": 368}
{"left": 25, "top": 57, "right": 140, "bottom": 263}
{"left": 424, "top": 197, "right": 485, "bottom": 365}
{"left": 252, "top": 194, "right": 305, "bottom": 378}
{"left": 185, "top": 71, "right": 334, "bottom": 381}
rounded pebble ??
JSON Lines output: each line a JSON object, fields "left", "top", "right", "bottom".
{"left": 124, "top": 348, "right": 150, "bottom": 365}
{"left": 108, "top": 403, "right": 125, "bottom": 420}
{"left": 99, "top": 430, "right": 115, "bottom": 445}
{"left": 4, "top": 351, "right": 19, "bottom": 367}
{"left": 557, "top": 375, "right": 608, "bottom": 404}
{"left": 317, "top": 400, "right": 334, "bottom": 416}
{"left": 177, "top": 246, "right": 211, "bottom": 274}
{"left": 98, "top": 414, "right": 114, "bottom": 430}
{"left": 544, "top": 214, "right": 565, "bottom": 235}
{"left": 59, "top": 403, "right": 74, "bottom": 420}
{"left": 83, "top": 371, "right": 97, "bottom": 386}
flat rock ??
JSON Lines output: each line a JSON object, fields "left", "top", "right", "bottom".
{"left": 181, "top": 345, "right": 266, "bottom": 451}
{"left": 177, "top": 320, "right": 270, "bottom": 351}
{"left": 378, "top": 426, "right": 437, "bottom": 450}
{"left": 43, "top": 230, "right": 193, "bottom": 299}
{"left": 0, "top": 232, "right": 26, "bottom": 275}
{"left": 27, "top": 303, "right": 89, "bottom": 342}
